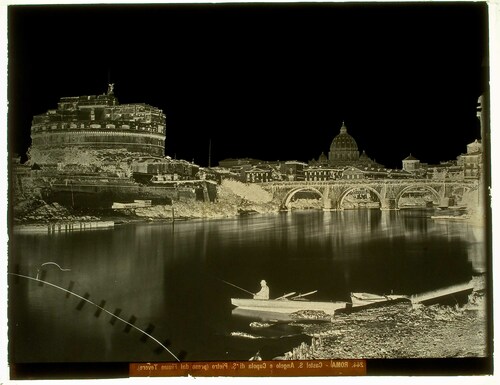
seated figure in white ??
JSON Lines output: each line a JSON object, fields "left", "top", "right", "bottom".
{"left": 253, "top": 280, "right": 269, "bottom": 300}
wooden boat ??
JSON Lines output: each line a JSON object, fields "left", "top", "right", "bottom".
{"left": 430, "top": 214, "right": 470, "bottom": 221}
{"left": 350, "top": 292, "right": 410, "bottom": 308}
{"left": 112, "top": 200, "right": 152, "bottom": 209}
{"left": 230, "top": 298, "right": 348, "bottom": 315}
{"left": 411, "top": 282, "right": 474, "bottom": 306}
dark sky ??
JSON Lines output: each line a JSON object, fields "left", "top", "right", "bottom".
{"left": 8, "top": 2, "right": 488, "bottom": 169}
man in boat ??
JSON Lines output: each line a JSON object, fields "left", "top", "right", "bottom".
{"left": 253, "top": 280, "right": 269, "bottom": 300}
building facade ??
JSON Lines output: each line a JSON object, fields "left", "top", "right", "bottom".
{"left": 458, "top": 139, "right": 482, "bottom": 179}
{"left": 402, "top": 154, "right": 420, "bottom": 172}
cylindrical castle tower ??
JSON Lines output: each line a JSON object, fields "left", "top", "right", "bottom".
{"left": 30, "top": 84, "right": 166, "bottom": 160}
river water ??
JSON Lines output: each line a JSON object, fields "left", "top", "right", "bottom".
{"left": 8, "top": 209, "right": 486, "bottom": 363}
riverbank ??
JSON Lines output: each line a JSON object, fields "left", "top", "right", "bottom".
{"left": 11, "top": 180, "right": 281, "bottom": 226}
{"left": 279, "top": 276, "right": 489, "bottom": 360}
{"left": 13, "top": 200, "right": 485, "bottom": 227}
{"left": 12, "top": 179, "right": 486, "bottom": 226}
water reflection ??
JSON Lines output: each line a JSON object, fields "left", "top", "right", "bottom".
{"left": 9, "top": 209, "right": 485, "bottom": 363}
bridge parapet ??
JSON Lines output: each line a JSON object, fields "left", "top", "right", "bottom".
{"left": 258, "top": 179, "right": 479, "bottom": 211}
{"left": 259, "top": 179, "right": 478, "bottom": 188}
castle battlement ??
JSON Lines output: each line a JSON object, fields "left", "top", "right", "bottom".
{"left": 30, "top": 85, "right": 166, "bottom": 158}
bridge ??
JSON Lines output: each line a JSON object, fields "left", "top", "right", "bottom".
{"left": 259, "top": 179, "right": 480, "bottom": 210}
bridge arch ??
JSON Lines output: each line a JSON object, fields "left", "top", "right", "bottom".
{"left": 395, "top": 185, "right": 441, "bottom": 209}
{"left": 338, "top": 186, "right": 383, "bottom": 209}
{"left": 282, "top": 187, "right": 324, "bottom": 209}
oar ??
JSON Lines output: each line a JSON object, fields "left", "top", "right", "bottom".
{"left": 291, "top": 290, "right": 318, "bottom": 300}
{"left": 274, "top": 292, "right": 296, "bottom": 300}
{"left": 221, "top": 279, "right": 254, "bottom": 296}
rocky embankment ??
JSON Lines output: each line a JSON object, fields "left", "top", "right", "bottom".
{"left": 279, "top": 277, "right": 488, "bottom": 360}
{"left": 12, "top": 180, "right": 280, "bottom": 225}
{"left": 132, "top": 179, "right": 280, "bottom": 220}
{"left": 12, "top": 199, "right": 99, "bottom": 224}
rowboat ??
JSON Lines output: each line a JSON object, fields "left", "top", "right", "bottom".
{"left": 350, "top": 292, "right": 410, "bottom": 308}
{"left": 410, "top": 282, "right": 474, "bottom": 306}
{"left": 230, "top": 298, "right": 348, "bottom": 315}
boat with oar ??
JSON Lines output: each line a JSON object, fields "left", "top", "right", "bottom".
{"left": 230, "top": 290, "right": 348, "bottom": 315}
{"left": 350, "top": 292, "right": 410, "bottom": 308}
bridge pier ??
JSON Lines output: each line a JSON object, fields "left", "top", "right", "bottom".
{"left": 322, "top": 187, "right": 332, "bottom": 211}
{"left": 322, "top": 203, "right": 333, "bottom": 211}
{"left": 381, "top": 198, "right": 398, "bottom": 210}
{"left": 322, "top": 197, "right": 335, "bottom": 211}
{"left": 322, "top": 197, "right": 343, "bottom": 211}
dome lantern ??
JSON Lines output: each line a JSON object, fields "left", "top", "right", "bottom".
{"left": 340, "top": 120, "right": 347, "bottom": 134}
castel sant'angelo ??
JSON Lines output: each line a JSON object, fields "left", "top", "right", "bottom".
{"left": 12, "top": 84, "right": 213, "bottom": 215}
{"left": 29, "top": 84, "right": 166, "bottom": 159}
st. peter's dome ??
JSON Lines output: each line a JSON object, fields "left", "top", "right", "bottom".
{"left": 328, "top": 122, "right": 360, "bottom": 164}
